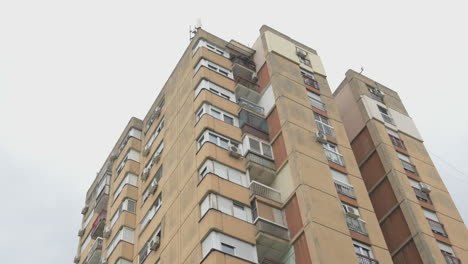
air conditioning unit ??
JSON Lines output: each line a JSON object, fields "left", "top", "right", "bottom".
{"left": 152, "top": 153, "right": 161, "bottom": 164}
{"left": 419, "top": 183, "right": 432, "bottom": 193}
{"left": 78, "top": 228, "right": 84, "bottom": 237}
{"left": 73, "top": 255, "right": 81, "bottom": 263}
{"left": 296, "top": 48, "right": 308, "bottom": 58}
{"left": 154, "top": 107, "right": 162, "bottom": 119}
{"left": 315, "top": 131, "right": 327, "bottom": 144}
{"left": 143, "top": 145, "right": 150, "bottom": 156}
{"left": 345, "top": 205, "right": 360, "bottom": 219}
{"left": 228, "top": 145, "right": 241, "bottom": 159}
{"left": 149, "top": 236, "right": 161, "bottom": 251}
{"left": 141, "top": 168, "right": 150, "bottom": 181}
{"left": 375, "top": 89, "right": 385, "bottom": 98}
{"left": 81, "top": 205, "right": 89, "bottom": 215}
{"left": 150, "top": 182, "right": 158, "bottom": 194}
{"left": 103, "top": 227, "right": 111, "bottom": 238}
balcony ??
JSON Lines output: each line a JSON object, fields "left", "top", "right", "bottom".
{"left": 250, "top": 181, "right": 281, "bottom": 203}
{"left": 310, "top": 98, "right": 327, "bottom": 112}
{"left": 427, "top": 218, "right": 448, "bottom": 237}
{"left": 246, "top": 152, "right": 276, "bottom": 185}
{"left": 381, "top": 113, "right": 395, "bottom": 125}
{"left": 334, "top": 180, "right": 356, "bottom": 199}
{"left": 235, "top": 76, "right": 261, "bottom": 103}
{"left": 346, "top": 215, "right": 368, "bottom": 235}
{"left": 442, "top": 252, "right": 461, "bottom": 264}
{"left": 325, "top": 149, "right": 345, "bottom": 167}
{"left": 95, "top": 184, "right": 109, "bottom": 212}
{"left": 83, "top": 237, "right": 103, "bottom": 264}
{"left": 400, "top": 160, "right": 418, "bottom": 175}
{"left": 238, "top": 97, "right": 264, "bottom": 116}
{"left": 389, "top": 135, "right": 406, "bottom": 150}
{"left": 255, "top": 217, "right": 290, "bottom": 261}
{"left": 413, "top": 187, "right": 432, "bottom": 204}
{"left": 303, "top": 76, "right": 319, "bottom": 90}
{"left": 231, "top": 56, "right": 256, "bottom": 81}
{"left": 90, "top": 210, "right": 107, "bottom": 239}
{"left": 356, "top": 253, "right": 379, "bottom": 264}
{"left": 239, "top": 109, "right": 269, "bottom": 141}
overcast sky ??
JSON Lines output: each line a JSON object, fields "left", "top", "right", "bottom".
{"left": 0, "top": 0, "right": 467, "bottom": 263}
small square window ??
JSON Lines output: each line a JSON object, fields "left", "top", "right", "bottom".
{"left": 221, "top": 243, "right": 235, "bottom": 255}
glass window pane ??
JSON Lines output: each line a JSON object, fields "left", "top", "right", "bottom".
{"left": 224, "top": 115, "right": 234, "bottom": 125}
{"left": 262, "top": 143, "right": 273, "bottom": 158}
{"left": 219, "top": 138, "right": 229, "bottom": 149}
{"left": 249, "top": 138, "right": 261, "bottom": 153}
{"left": 210, "top": 108, "right": 221, "bottom": 119}
{"left": 209, "top": 133, "right": 218, "bottom": 144}
{"left": 221, "top": 243, "right": 235, "bottom": 255}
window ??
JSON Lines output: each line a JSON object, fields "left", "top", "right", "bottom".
{"left": 144, "top": 119, "right": 164, "bottom": 153}
{"left": 193, "top": 39, "right": 229, "bottom": 58}
{"left": 116, "top": 149, "right": 140, "bottom": 175}
{"left": 307, "top": 90, "right": 326, "bottom": 112}
{"left": 397, "top": 152, "right": 411, "bottom": 163}
{"left": 113, "top": 173, "right": 138, "bottom": 202}
{"left": 202, "top": 231, "right": 258, "bottom": 262}
{"left": 378, "top": 105, "right": 395, "bottom": 124}
{"left": 197, "top": 130, "right": 241, "bottom": 153}
{"left": 144, "top": 141, "right": 164, "bottom": 172}
{"left": 353, "top": 240, "right": 374, "bottom": 259}
{"left": 117, "top": 128, "right": 143, "bottom": 155}
{"left": 110, "top": 199, "right": 136, "bottom": 228}
{"left": 194, "top": 59, "right": 233, "bottom": 79}
{"left": 367, "top": 85, "right": 384, "bottom": 103}
{"left": 299, "top": 56, "right": 311, "bottom": 66}
{"left": 245, "top": 136, "right": 273, "bottom": 159}
{"left": 146, "top": 97, "right": 165, "bottom": 132}
{"left": 196, "top": 103, "right": 238, "bottom": 126}
{"left": 82, "top": 209, "right": 94, "bottom": 229}
{"left": 116, "top": 259, "right": 133, "bottom": 264}
{"left": 200, "top": 193, "right": 252, "bottom": 222}
{"left": 323, "top": 142, "right": 344, "bottom": 166}
{"left": 297, "top": 48, "right": 311, "bottom": 66}
{"left": 195, "top": 80, "right": 236, "bottom": 102}
{"left": 140, "top": 194, "right": 162, "bottom": 231}
{"left": 314, "top": 113, "right": 335, "bottom": 138}
{"left": 80, "top": 233, "right": 91, "bottom": 253}
{"left": 139, "top": 226, "right": 162, "bottom": 264}
{"left": 142, "top": 166, "right": 162, "bottom": 203}
{"left": 107, "top": 227, "right": 135, "bottom": 257}
{"left": 198, "top": 159, "right": 248, "bottom": 186}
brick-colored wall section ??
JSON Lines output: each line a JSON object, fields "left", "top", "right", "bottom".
{"left": 284, "top": 195, "right": 303, "bottom": 238}
{"left": 392, "top": 239, "right": 424, "bottom": 264}
{"left": 293, "top": 233, "right": 313, "bottom": 264}
{"left": 351, "top": 128, "right": 375, "bottom": 164}
{"left": 380, "top": 207, "right": 411, "bottom": 253}
{"left": 360, "top": 152, "right": 386, "bottom": 191}
{"left": 272, "top": 133, "right": 287, "bottom": 168}
{"left": 370, "top": 178, "right": 398, "bottom": 220}
{"left": 267, "top": 107, "right": 281, "bottom": 140}
{"left": 257, "top": 62, "right": 270, "bottom": 93}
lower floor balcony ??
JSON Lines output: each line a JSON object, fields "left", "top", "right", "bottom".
{"left": 255, "top": 218, "right": 290, "bottom": 261}
{"left": 249, "top": 181, "right": 282, "bottom": 203}
{"left": 246, "top": 152, "right": 276, "bottom": 185}
{"left": 356, "top": 253, "right": 379, "bottom": 264}
{"left": 83, "top": 237, "right": 103, "bottom": 264}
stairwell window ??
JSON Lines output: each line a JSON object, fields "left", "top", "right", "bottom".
{"left": 314, "top": 113, "right": 335, "bottom": 138}
{"left": 323, "top": 142, "right": 345, "bottom": 166}
{"left": 140, "top": 194, "right": 162, "bottom": 232}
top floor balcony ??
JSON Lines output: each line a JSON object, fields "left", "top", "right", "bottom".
{"left": 231, "top": 56, "right": 256, "bottom": 81}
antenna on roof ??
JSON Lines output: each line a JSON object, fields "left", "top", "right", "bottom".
{"left": 189, "top": 19, "right": 202, "bottom": 41}
{"left": 359, "top": 66, "right": 364, "bottom": 74}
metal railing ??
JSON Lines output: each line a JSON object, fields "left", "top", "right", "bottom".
{"left": 325, "top": 149, "right": 345, "bottom": 166}
{"left": 303, "top": 76, "right": 319, "bottom": 90}
{"left": 356, "top": 253, "right": 379, "bottom": 264}
{"left": 238, "top": 97, "right": 264, "bottom": 116}
{"left": 442, "top": 252, "right": 461, "bottom": 264}
{"left": 381, "top": 113, "right": 395, "bottom": 125}
{"left": 316, "top": 121, "right": 335, "bottom": 138}
{"left": 232, "top": 56, "right": 256, "bottom": 71}
{"left": 310, "top": 98, "right": 327, "bottom": 112}
{"left": 250, "top": 181, "right": 282, "bottom": 203}
{"left": 346, "top": 215, "right": 368, "bottom": 235}
{"left": 389, "top": 135, "right": 406, "bottom": 150}
{"left": 84, "top": 237, "right": 103, "bottom": 264}
{"left": 91, "top": 210, "right": 107, "bottom": 238}
{"left": 334, "top": 180, "right": 356, "bottom": 199}
{"left": 413, "top": 187, "right": 432, "bottom": 204}
{"left": 400, "top": 160, "right": 418, "bottom": 175}
{"left": 427, "top": 218, "right": 448, "bottom": 237}
{"left": 255, "top": 218, "right": 290, "bottom": 241}
{"left": 246, "top": 152, "right": 276, "bottom": 171}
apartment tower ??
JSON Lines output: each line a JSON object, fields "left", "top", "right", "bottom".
{"left": 75, "top": 26, "right": 399, "bottom": 264}
{"left": 334, "top": 70, "right": 468, "bottom": 263}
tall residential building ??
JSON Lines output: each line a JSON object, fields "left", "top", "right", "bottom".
{"left": 334, "top": 70, "right": 468, "bottom": 264}
{"left": 74, "top": 26, "right": 397, "bottom": 264}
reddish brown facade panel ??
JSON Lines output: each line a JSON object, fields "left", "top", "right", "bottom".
{"left": 369, "top": 178, "right": 398, "bottom": 220}
{"left": 380, "top": 207, "right": 412, "bottom": 253}
{"left": 267, "top": 107, "right": 281, "bottom": 140}
{"left": 293, "top": 233, "right": 313, "bottom": 264}
{"left": 392, "top": 239, "right": 424, "bottom": 264}
{"left": 284, "top": 195, "right": 303, "bottom": 238}
{"left": 257, "top": 62, "right": 270, "bottom": 93}
{"left": 351, "top": 128, "right": 375, "bottom": 164}
{"left": 360, "top": 152, "right": 386, "bottom": 191}
{"left": 272, "top": 133, "right": 287, "bottom": 168}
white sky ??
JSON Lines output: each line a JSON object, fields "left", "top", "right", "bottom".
{"left": 0, "top": 0, "right": 467, "bottom": 263}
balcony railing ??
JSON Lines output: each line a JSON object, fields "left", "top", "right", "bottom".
{"left": 389, "top": 135, "right": 406, "bottom": 150}
{"left": 238, "top": 97, "right": 264, "bottom": 116}
{"left": 310, "top": 98, "right": 327, "bottom": 112}
{"left": 236, "top": 76, "right": 260, "bottom": 92}
{"left": 413, "top": 187, "right": 432, "bottom": 204}
{"left": 91, "top": 210, "right": 107, "bottom": 239}
{"left": 325, "top": 149, "right": 345, "bottom": 167}
{"left": 356, "top": 253, "right": 379, "bottom": 264}
{"left": 346, "top": 216, "right": 368, "bottom": 235}
{"left": 303, "top": 76, "right": 319, "bottom": 90}
{"left": 255, "top": 218, "right": 290, "bottom": 241}
{"left": 84, "top": 237, "right": 103, "bottom": 264}
{"left": 400, "top": 160, "right": 418, "bottom": 175}
{"left": 381, "top": 113, "right": 395, "bottom": 125}
{"left": 246, "top": 152, "right": 276, "bottom": 171}
{"left": 427, "top": 218, "right": 448, "bottom": 237}
{"left": 442, "top": 252, "right": 461, "bottom": 264}
{"left": 232, "top": 56, "right": 256, "bottom": 72}
{"left": 334, "top": 180, "right": 356, "bottom": 199}
{"left": 316, "top": 121, "right": 335, "bottom": 138}
{"left": 250, "top": 181, "right": 281, "bottom": 203}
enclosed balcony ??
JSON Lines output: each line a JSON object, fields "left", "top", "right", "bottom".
{"left": 246, "top": 152, "right": 276, "bottom": 185}
{"left": 442, "top": 252, "right": 461, "bottom": 264}
{"left": 389, "top": 135, "right": 406, "bottom": 150}
{"left": 346, "top": 215, "right": 368, "bottom": 235}
{"left": 235, "top": 77, "right": 261, "bottom": 103}
{"left": 239, "top": 109, "right": 269, "bottom": 141}
{"left": 249, "top": 181, "right": 281, "bottom": 203}
{"left": 401, "top": 160, "right": 418, "bottom": 175}
{"left": 334, "top": 180, "right": 356, "bottom": 199}
{"left": 427, "top": 218, "right": 448, "bottom": 237}
{"left": 90, "top": 210, "right": 107, "bottom": 239}
{"left": 231, "top": 56, "right": 256, "bottom": 81}
{"left": 238, "top": 97, "right": 264, "bottom": 116}
{"left": 413, "top": 187, "right": 432, "bottom": 204}
{"left": 356, "top": 254, "right": 379, "bottom": 264}
{"left": 94, "top": 179, "right": 109, "bottom": 212}
{"left": 83, "top": 237, "right": 103, "bottom": 264}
